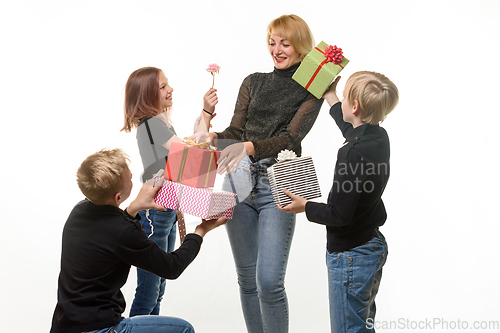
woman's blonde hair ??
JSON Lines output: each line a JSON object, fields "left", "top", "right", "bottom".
{"left": 343, "top": 71, "right": 399, "bottom": 124}
{"left": 266, "top": 14, "right": 315, "bottom": 61}
{"left": 76, "top": 148, "right": 130, "bottom": 204}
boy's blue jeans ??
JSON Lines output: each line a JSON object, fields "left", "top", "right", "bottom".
{"left": 87, "top": 315, "right": 194, "bottom": 333}
{"left": 130, "top": 209, "right": 177, "bottom": 317}
{"left": 223, "top": 157, "right": 295, "bottom": 333}
{"left": 326, "top": 229, "right": 388, "bottom": 333}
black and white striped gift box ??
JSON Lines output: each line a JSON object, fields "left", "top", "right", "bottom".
{"left": 267, "top": 156, "right": 321, "bottom": 208}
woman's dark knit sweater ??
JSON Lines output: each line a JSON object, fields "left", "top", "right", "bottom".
{"left": 216, "top": 63, "right": 323, "bottom": 160}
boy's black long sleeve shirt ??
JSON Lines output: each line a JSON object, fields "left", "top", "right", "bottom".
{"left": 305, "top": 102, "right": 390, "bottom": 252}
{"left": 50, "top": 200, "right": 202, "bottom": 333}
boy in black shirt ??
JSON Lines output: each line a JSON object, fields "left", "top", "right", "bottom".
{"left": 280, "top": 71, "right": 399, "bottom": 333}
{"left": 51, "top": 148, "right": 227, "bottom": 333}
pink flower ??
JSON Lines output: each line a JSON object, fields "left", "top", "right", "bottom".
{"left": 207, "top": 63, "right": 220, "bottom": 88}
{"left": 206, "top": 63, "right": 221, "bottom": 73}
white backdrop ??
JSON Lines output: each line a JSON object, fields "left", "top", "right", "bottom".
{"left": 1, "top": 1, "right": 499, "bottom": 332}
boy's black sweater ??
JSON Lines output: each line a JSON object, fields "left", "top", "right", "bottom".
{"left": 305, "top": 102, "right": 390, "bottom": 252}
{"left": 50, "top": 199, "right": 202, "bottom": 333}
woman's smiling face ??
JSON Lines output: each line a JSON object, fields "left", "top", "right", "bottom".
{"left": 268, "top": 33, "right": 300, "bottom": 70}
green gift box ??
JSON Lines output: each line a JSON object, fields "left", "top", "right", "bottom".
{"left": 292, "top": 41, "right": 349, "bottom": 99}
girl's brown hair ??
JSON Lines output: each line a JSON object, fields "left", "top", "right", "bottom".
{"left": 121, "top": 67, "right": 162, "bottom": 132}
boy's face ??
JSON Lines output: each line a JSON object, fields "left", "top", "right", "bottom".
{"left": 119, "top": 167, "right": 133, "bottom": 204}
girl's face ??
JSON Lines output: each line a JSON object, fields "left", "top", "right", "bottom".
{"left": 158, "top": 71, "right": 174, "bottom": 110}
{"left": 268, "top": 32, "right": 301, "bottom": 70}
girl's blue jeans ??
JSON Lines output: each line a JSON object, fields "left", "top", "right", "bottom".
{"left": 223, "top": 156, "right": 295, "bottom": 333}
{"left": 129, "top": 209, "right": 177, "bottom": 317}
{"left": 87, "top": 315, "right": 194, "bottom": 333}
{"left": 326, "top": 229, "right": 388, "bottom": 333}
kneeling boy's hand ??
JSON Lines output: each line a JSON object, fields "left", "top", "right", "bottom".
{"left": 194, "top": 216, "right": 229, "bottom": 238}
{"left": 127, "top": 177, "right": 167, "bottom": 217}
{"left": 278, "top": 189, "right": 308, "bottom": 214}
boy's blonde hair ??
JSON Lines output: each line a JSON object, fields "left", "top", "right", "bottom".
{"left": 76, "top": 148, "right": 130, "bottom": 205}
{"left": 266, "top": 14, "right": 315, "bottom": 61}
{"left": 344, "top": 71, "right": 399, "bottom": 124}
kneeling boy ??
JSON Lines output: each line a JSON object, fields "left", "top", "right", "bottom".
{"left": 51, "top": 148, "right": 227, "bottom": 333}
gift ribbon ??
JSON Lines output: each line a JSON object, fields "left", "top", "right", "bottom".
{"left": 304, "top": 44, "right": 345, "bottom": 90}
{"left": 183, "top": 137, "right": 210, "bottom": 149}
{"left": 176, "top": 146, "right": 190, "bottom": 183}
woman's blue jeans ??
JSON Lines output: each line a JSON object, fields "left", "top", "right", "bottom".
{"left": 130, "top": 209, "right": 177, "bottom": 317}
{"left": 87, "top": 315, "right": 194, "bottom": 333}
{"left": 223, "top": 156, "right": 295, "bottom": 333}
{"left": 326, "top": 229, "right": 388, "bottom": 333}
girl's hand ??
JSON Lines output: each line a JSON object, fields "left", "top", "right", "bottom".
{"left": 192, "top": 113, "right": 217, "bottom": 134}
{"left": 277, "top": 189, "right": 308, "bottom": 214}
{"left": 203, "top": 88, "right": 218, "bottom": 114}
{"left": 190, "top": 131, "right": 212, "bottom": 144}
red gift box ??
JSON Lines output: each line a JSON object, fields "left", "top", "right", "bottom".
{"left": 165, "top": 141, "right": 221, "bottom": 188}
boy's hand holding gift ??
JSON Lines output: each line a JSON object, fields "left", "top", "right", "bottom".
{"left": 323, "top": 76, "right": 342, "bottom": 106}
{"left": 278, "top": 189, "right": 308, "bottom": 214}
{"left": 127, "top": 176, "right": 167, "bottom": 217}
{"left": 194, "top": 216, "right": 229, "bottom": 238}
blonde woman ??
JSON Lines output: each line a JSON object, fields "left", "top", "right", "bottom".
{"left": 208, "top": 14, "right": 323, "bottom": 333}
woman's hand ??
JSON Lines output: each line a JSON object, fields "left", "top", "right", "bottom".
{"left": 203, "top": 88, "right": 218, "bottom": 114}
{"left": 218, "top": 142, "right": 253, "bottom": 174}
{"left": 277, "top": 189, "right": 308, "bottom": 214}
